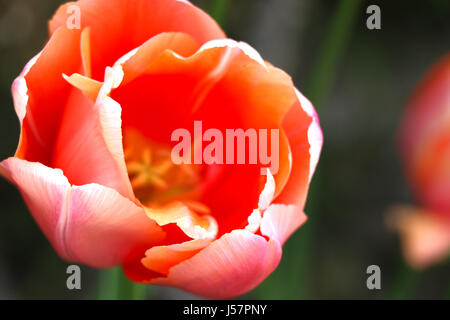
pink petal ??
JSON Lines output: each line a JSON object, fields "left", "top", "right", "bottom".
{"left": 260, "top": 204, "right": 307, "bottom": 245}
{"left": 0, "top": 157, "right": 165, "bottom": 268}
{"left": 149, "top": 230, "right": 281, "bottom": 298}
{"left": 389, "top": 205, "right": 450, "bottom": 269}
{"left": 0, "top": 157, "right": 72, "bottom": 260}
{"left": 68, "top": 184, "right": 165, "bottom": 268}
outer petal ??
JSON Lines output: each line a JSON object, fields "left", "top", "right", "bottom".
{"left": 68, "top": 183, "right": 165, "bottom": 267}
{"left": 276, "top": 89, "right": 323, "bottom": 208}
{"left": 49, "top": 0, "right": 225, "bottom": 80}
{"left": 14, "top": 27, "right": 134, "bottom": 199}
{"left": 147, "top": 230, "right": 282, "bottom": 299}
{"left": 388, "top": 205, "right": 450, "bottom": 269}
{"left": 0, "top": 158, "right": 71, "bottom": 259}
{"left": 0, "top": 157, "right": 164, "bottom": 268}
{"left": 15, "top": 27, "right": 83, "bottom": 165}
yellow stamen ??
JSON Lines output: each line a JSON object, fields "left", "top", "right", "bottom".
{"left": 130, "top": 172, "right": 149, "bottom": 189}
{"left": 124, "top": 128, "right": 205, "bottom": 208}
{"left": 148, "top": 174, "right": 169, "bottom": 190}
{"left": 142, "top": 148, "right": 152, "bottom": 165}
{"left": 126, "top": 161, "right": 145, "bottom": 174}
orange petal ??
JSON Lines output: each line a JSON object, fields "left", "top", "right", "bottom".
{"left": 52, "top": 80, "right": 134, "bottom": 200}
{"left": 120, "top": 32, "right": 200, "bottom": 85}
{"left": 80, "top": 27, "right": 92, "bottom": 78}
{"left": 145, "top": 201, "right": 218, "bottom": 240}
{"left": 15, "top": 27, "right": 83, "bottom": 165}
{"left": 141, "top": 239, "right": 211, "bottom": 275}
{"left": 62, "top": 73, "right": 102, "bottom": 101}
{"left": 276, "top": 89, "right": 323, "bottom": 208}
{"left": 110, "top": 40, "right": 299, "bottom": 234}
{"left": 49, "top": 0, "right": 225, "bottom": 80}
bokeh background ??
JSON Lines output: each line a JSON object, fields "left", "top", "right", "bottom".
{"left": 0, "top": 0, "right": 449, "bottom": 299}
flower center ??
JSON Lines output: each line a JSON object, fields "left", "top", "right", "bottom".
{"left": 124, "top": 128, "right": 208, "bottom": 213}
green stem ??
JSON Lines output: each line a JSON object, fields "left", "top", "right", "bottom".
{"left": 307, "top": 0, "right": 362, "bottom": 108}
{"left": 383, "top": 260, "right": 419, "bottom": 300}
{"left": 446, "top": 283, "right": 450, "bottom": 300}
{"left": 250, "top": 0, "right": 361, "bottom": 299}
{"left": 445, "top": 259, "right": 450, "bottom": 299}
{"left": 121, "top": 276, "right": 148, "bottom": 300}
{"left": 97, "top": 267, "right": 150, "bottom": 300}
{"left": 97, "top": 268, "right": 121, "bottom": 300}
{"left": 209, "top": 0, "right": 230, "bottom": 30}
{"left": 295, "top": 0, "right": 361, "bottom": 299}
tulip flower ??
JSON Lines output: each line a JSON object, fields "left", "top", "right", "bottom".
{"left": 392, "top": 53, "right": 450, "bottom": 269}
{"left": 0, "top": 0, "right": 322, "bottom": 298}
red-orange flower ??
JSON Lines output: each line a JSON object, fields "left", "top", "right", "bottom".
{"left": 0, "top": 0, "right": 322, "bottom": 298}
{"left": 392, "top": 53, "right": 450, "bottom": 268}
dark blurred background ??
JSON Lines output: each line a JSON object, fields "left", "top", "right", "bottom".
{"left": 0, "top": 0, "right": 449, "bottom": 299}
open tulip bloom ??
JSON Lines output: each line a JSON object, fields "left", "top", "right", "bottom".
{"left": 0, "top": 0, "right": 322, "bottom": 298}
{"left": 391, "top": 53, "right": 450, "bottom": 269}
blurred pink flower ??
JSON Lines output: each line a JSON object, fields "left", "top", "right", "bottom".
{"left": 392, "top": 53, "right": 450, "bottom": 268}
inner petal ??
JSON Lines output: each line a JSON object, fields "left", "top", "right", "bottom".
{"left": 111, "top": 43, "right": 295, "bottom": 235}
